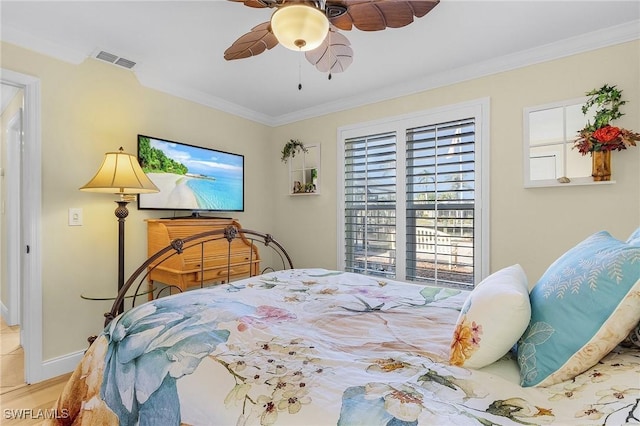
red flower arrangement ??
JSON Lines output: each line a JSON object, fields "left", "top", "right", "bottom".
{"left": 575, "top": 126, "right": 640, "bottom": 155}
{"left": 574, "top": 84, "right": 640, "bottom": 155}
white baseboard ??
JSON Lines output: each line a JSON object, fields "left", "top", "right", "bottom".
{"left": 2, "top": 300, "right": 83, "bottom": 384}
{"left": 38, "top": 350, "right": 84, "bottom": 382}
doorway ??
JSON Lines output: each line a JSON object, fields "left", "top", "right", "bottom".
{"left": 1, "top": 83, "right": 25, "bottom": 390}
{"left": 0, "top": 69, "right": 43, "bottom": 384}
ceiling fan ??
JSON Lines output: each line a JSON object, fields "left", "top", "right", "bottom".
{"left": 224, "top": 0, "right": 440, "bottom": 77}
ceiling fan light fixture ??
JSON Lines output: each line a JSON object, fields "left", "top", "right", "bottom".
{"left": 271, "top": 4, "right": 329, "bottom": 51}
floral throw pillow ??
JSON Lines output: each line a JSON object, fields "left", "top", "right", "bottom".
{"left": 518, "top": 231, "right": 640, "bottom": 387}
{"left": 450, "top": 264, "right": 530, "bottom": 369}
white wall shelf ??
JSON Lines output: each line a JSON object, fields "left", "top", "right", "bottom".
{"left": 288, "top": 144, "right": 320, "bottom": 195}
{"left": 524, "top": 177, "right": 615, "bottom": 188}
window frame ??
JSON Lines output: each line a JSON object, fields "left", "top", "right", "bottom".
{"left": 337, "top": 98, "right": 490, "bottom": 286}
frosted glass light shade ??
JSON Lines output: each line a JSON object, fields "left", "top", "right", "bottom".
{"left": 80, "top": 147, "right": 159, "bottom": 194}
{"left": 271, "top": 4, "right": 329, "bottom": 51}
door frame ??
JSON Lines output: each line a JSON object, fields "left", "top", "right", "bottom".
{"left": 1, "top": 68, "right": 42, "bottom": 384}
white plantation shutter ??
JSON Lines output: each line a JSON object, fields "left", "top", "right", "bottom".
{"left": 339, "top": 101, "right": 488, "bottom": 288}
{"left": 406, "top": 118, "right": 476, "bottom": 288}
{"left": 343, "top": 132, "right": 397, "bottom": 278}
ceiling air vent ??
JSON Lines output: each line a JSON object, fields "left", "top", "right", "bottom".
{"left": 94, "top": 50, "right": 136, "bottom": 70}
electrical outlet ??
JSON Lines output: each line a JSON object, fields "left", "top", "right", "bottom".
{"left": 68, "top": 208, "right": 83, "bottom": 226}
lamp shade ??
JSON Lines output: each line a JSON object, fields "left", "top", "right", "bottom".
{"left": 271, "top": 4, "right": 329, "bottom": 51}
{"left": 80, "top": 147, "right": 159, "bottom": 194}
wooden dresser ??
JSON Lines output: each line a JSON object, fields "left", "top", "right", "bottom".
{"left": 146, "top": 218, "right": 260, "bottom": 297}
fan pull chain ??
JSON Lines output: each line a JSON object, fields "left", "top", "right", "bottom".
{"left": 326, "top": 29, "right": 332, "bottom": 81}
{"left": 298, "top": 52, "right": 303, "bottom": 90}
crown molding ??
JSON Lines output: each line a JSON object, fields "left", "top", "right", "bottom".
{"left": 1, "top": 23, "right": 275, "bottom": 125}
{"left": 134, "top": 72, "right": 276, "bottom": 126}
{"left": 2, "top": 19, "right": 638, "bottom": 127}
{"left": 269, "top": 19, "right": 640, "bottom": 126}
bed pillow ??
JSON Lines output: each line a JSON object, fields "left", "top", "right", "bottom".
{"left": 449, "top": 264, "right": 530, "bottom": 369}
{"left": 627, "top": 227, "right": 640, "bottom": 246}
{"left": 517, "top": 230, "right": 640, "bottom": 387}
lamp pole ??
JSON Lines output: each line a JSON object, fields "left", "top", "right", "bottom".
{"left": 114, "top": 200, "right": 130, "bottom": 314}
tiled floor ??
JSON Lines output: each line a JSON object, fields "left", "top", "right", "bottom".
{"left": 0, "top": 316, "right": 25, "bottom": 393}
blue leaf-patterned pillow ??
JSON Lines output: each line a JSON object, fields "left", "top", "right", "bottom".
{"left": 627, "top": 226, "right": 640, "bottom": 246}
{"left": 517, "top": 231, "right": 640, "bottom": 387}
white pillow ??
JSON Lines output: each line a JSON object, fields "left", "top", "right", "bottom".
{"left": 450, "top": 264, "right": 530, "bottom": 369}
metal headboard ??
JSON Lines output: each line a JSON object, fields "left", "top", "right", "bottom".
{"left": 102, "top": 226, "right": 293, "bottom": 328}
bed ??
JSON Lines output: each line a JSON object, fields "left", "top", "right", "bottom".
{"left": 48, "top": 226, "right": 640, "bottom": 425}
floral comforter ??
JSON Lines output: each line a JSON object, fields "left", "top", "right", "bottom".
{"left": 50, "top": 269, "right": 639, "bottom": 425}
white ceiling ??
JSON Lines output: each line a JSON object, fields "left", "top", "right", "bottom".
{"left": 1, "top": 1, "right": 639, "bottom": 126}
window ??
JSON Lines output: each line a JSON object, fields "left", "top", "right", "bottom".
{"left": 406, "top": 119, "right": 476, "bottom": 287}
{"left": 338, "top": 100, "right": 489, "bottom": 288}
{"left": 343, "top": 132, "right": 397, "bottom": 278}
{"left": 524, "top": 98, "right": 595, "bottom": 187}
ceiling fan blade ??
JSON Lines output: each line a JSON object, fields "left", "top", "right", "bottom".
{"left": 328, "top": 0, "right": 439, "bottom": 31}
{"left": 224, "top": 22, "right": 279, "bottom": 60}
{"left": 305, "top": 29, "right": 354, "bottom": 74}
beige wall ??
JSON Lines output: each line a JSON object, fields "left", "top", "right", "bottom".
{"left": 1, "top": 42, "right": 273, "bottom": 359}
{"left": 270, "top": 40, "right": 640, "bottom": 283}
{"left": 1, "top": 39, "right": 639, "bottom": 363}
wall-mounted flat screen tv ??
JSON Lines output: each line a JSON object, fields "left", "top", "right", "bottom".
{"left": 137, "top": 135, "right": 244, "bottom": 212}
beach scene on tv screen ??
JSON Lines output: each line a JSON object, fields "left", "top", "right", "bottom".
{"left": 139, "top": 136, "right": 244, "bottom": 211}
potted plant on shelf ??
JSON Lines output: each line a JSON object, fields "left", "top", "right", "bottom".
{"left": 574, "top": 84, "right": 640, "bottom": 181}
{"left": 280, "top": 139, "right": 308, "bottom": 163}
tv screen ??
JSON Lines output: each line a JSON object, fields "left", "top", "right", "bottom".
{"left": 137, "top": 135, "right": 244, "bottom": 212}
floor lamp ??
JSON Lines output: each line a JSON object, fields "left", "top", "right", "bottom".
{"left": 80, "top": 147, "right": 159, "bottom": 314}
